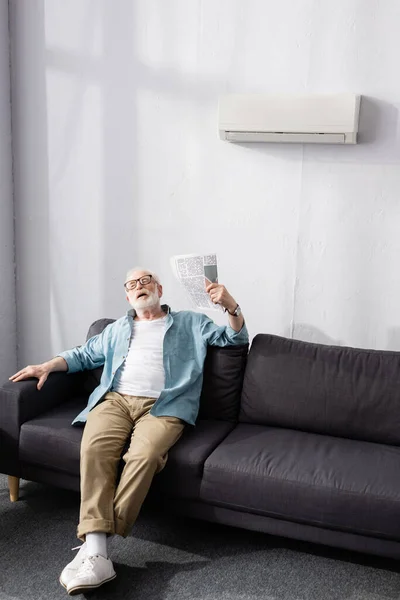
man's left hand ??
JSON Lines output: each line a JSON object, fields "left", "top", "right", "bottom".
{"left": 205, "top": 282, "right": 237, "bottom": 313}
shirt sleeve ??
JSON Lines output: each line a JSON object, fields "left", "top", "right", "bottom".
{"left": 199, "top": 314, "right": 249, "bottom": 347}
{"left": 58, "top": 323, "right": 113, "bottom": 373}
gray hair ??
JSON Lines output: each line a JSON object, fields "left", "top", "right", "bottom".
{"left": 125, "top": 267, "right": 161, "bottom": 285}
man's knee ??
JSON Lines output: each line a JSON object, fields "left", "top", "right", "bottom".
{"left": 123, "top": 436, "right": 166, "bottom": 467}
{"left": 80, "top": 429, "right": 127, "bottom": 462}
{"left": 81, "top": 428, "right": 104, "bottom": 455}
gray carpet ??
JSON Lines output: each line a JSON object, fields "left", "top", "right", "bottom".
{"left": 1, "top": 474, "right": 400, "bottom": 600}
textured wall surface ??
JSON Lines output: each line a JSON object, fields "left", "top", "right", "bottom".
{"left": 0, "top": 0, "right": 17, "bottom": 380}
{"left": 10, "top": 0, "right": 400, "bottom": 365}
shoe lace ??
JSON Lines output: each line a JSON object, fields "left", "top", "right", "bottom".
{"left": 76, "top": 556, "right": 97, "bottom": 578}
{"left": 71, "top": 545, "right": 84, "bottom": 552}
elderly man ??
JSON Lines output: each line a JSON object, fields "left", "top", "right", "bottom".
{"left": 10, "top": 267, "right": 248, "bottom": 595}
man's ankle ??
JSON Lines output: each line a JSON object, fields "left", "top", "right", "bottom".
{"left": 85, "top": 532, "right": 108, "bottom": 558}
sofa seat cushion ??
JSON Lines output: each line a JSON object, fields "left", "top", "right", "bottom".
{"left": 19, "top": 398, "right": 87, "bottom": 475}
{"left": 154, "top": 420, "right": 235, "bottom": 500}
{"left": 200, "top": 424, "right": 400, "bottom": 540}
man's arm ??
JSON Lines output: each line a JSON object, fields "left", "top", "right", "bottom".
{"left": 205, "top": 282, "right": 244, "bottom": 333}
{"left": 200, "top": 282, "right": 248, "bottom": 347}
{"left": 199, "top": 314, "right": 248, "bottom": 347}
{"left": 9, "top": 323, "right": 112, "bottom": 390}
{"left": 226, "top": 310, "right": 244, "bottom": 333}
{"left": 58, "top": 326, "right": 110, "bottom": 373}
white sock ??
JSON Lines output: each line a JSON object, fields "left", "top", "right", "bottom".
{"left": 85, "top": 532, "right": 108, "bottom": 558}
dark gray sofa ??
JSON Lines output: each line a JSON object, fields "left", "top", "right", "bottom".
{"left": 2, "top": 319, "right": 400, "bottom": 560}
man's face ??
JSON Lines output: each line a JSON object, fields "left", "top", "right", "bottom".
{"left": 125, "top": 271, "right": 162, "bottom": 310}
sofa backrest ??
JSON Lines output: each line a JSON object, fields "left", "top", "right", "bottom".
{"left": 240, "top": 334, "right": 400, "bottom": 445}
{"left": 84, "top": 319, "right": 248, "bottom": 421}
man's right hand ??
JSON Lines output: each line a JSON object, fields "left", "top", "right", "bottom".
{"left": 9, "top": 364, "right": 51, "bottom": 390}
{"left": 9, "top": 357, "right": 68, "bottom": 390}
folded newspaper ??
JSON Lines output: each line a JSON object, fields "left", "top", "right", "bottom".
{"left": 170, "top": 253, "right": 223, "bottom": 311}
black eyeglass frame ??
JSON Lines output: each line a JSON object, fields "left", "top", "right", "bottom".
{"left": 124, "top": 274, "right": 154, "bottom": 291}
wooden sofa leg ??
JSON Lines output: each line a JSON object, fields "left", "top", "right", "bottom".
{"left": 8, "top": 476, "right": 20, "bottom": 502}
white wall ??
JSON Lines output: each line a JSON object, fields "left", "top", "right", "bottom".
{"left": 10, "top": 0, "right": 400, "bottom": 366}
{"left": 0, "top": 0, "right": 17, "bottom": 380}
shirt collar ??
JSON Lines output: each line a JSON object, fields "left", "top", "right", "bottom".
{"left": 127, "top": 304, "right": 171, "bottom": 319}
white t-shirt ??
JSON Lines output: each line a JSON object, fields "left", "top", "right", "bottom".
{"left": 112, "top": 316, "right": 166, "bottom": 398}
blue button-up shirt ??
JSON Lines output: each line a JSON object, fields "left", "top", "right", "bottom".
{"left": 59, "top": 305, "right": 249, "bottom": 426}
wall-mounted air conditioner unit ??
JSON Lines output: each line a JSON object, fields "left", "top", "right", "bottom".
{"left": 218, "top": 93, "right": 361, "bottom": 144}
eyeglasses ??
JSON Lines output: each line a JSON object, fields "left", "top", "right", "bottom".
{"left": 124, "top": 274, "right": 154, "bottom": 291}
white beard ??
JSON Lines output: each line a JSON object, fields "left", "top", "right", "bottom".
{"left": 130, "top": 289, "right": 160, "bottom": 310}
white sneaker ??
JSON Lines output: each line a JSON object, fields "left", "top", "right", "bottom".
{"left": 66, "top": 554, "right": 116, "bottom": 595}
{"left": 59, "top": 543, "right": 87, "bottom": 589}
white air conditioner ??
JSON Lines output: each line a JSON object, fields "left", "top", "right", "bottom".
{"left": 218, "top": 93, "right": 361, "bottom": 144}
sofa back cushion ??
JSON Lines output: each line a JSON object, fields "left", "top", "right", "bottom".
{"left": 240, "top": 334, "right": 400, "bottom": 445}
{"left": 199, "top": 343, "right": 248, "bottom": 421}
{"left": 83, "top": 318, "right": 116, "bottom": 395}
{"left": 83, "top": 319, "right": 248, "bottom": 421}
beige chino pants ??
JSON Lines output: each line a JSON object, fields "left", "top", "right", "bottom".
{"left": 77, "top": 391, "right": 185, "bottom": 540}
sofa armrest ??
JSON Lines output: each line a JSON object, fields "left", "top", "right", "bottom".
{"left": 0, "top": 371, "right": 86, "bottom": 476}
